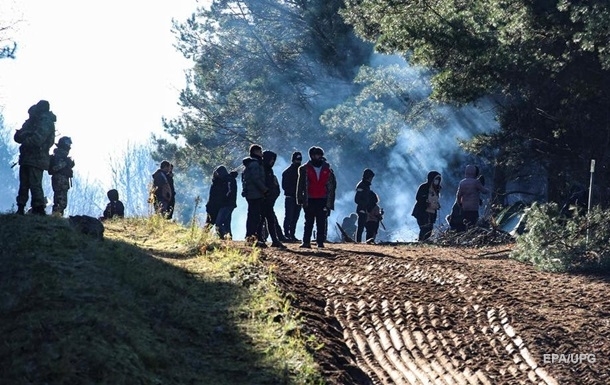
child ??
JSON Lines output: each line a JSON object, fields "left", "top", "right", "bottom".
{"left": 102, "top": 189, "right": 125, "bottom": 220}
{"left": 49, "top": 136, "right": 75, "bottom": 216}
{"left": 365, "top": 192, "right": 383, "bottom": 244}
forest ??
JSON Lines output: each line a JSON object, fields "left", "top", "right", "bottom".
{"left": 2, "top": 0, "right": 610, "bottom": 227}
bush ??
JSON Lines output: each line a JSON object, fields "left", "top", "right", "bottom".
{"left": 510, "top": 202, "right": 610, "bottom": 272}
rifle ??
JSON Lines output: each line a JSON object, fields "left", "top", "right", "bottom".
{"left": 10, "top": 161, "right": 18, "bottom": 169}
{"left": 335, "top": 222, "right": 355, "bottom": 243}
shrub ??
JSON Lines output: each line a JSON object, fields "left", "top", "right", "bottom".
{"left": 510, "top": 202, "right": 610, "bottom": 272}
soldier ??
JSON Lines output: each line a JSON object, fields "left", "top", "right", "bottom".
{"left": 49, "top": 136, "right": 75, "bottom": 216}
{"left": 13, "top": 100, "right": 56, "bottom": 215}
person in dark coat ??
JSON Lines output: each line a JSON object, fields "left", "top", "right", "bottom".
{"left": 354, "top": 168, "right": 375, "bottom": 243}
{"left": 152, "top": 160, "right": 172, "bottom": 217}
{"left": 241, "top": 144, "right": 269, "bottom": 247}
{"left": 206, "top": 165, "right": 238, "bottom": 239}
{"left": 296, "top": 146, "right": 336, "bottom": 248}
{"left": 166, "top": 163, "right": 176, "bottom": 219}
{"left": 102, "top": 189, "right": 125, "bottom": 220}
{"left": 257, "top": 150, "right": 286, "bottom": 248}
{"left": 281, "top": 151, "right": 303, "bottom": 242}
{"left": 411, "top": 170, "right": 442, "bottom": 242}
{"left": 365, "top": 191, "right": 383, "bottom": 244}
{"left": 13, "top": 100, "right": 56, "bottom": 215}
{"left": 340, "top": 213, "right": 358, "bottom": 242}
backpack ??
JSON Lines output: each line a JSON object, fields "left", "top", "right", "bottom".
{"left": 48, "top": 154, "right": 57, "bottom": 175}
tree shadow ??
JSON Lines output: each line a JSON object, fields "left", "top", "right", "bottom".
{"left": 0, "top": 214, "right": 291, "bottom": 385}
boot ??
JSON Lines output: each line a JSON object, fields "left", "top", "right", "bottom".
{"left": 16, "top": 205, "right": 25, "bottom": 215}
{"left": 32, "top": 206, "right": 47, "bottom": 216}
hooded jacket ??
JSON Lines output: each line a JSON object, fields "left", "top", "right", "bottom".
{"left": 206, "top": 165, "right": 238, "bottom": 214}
{"left": 456, "top": 165, "right": 489, "bottom": 211}
{"left": 411, "top": 171, "right": 441, "bottom": 219}
{"left": 262, "top": 150, "right": 280, "bottom": 203}
{"left": 241, "top": 154, "right": 268, "bottom": 200}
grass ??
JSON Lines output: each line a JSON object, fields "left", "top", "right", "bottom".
{"left": 0, "top": 213, "right": 324, "bottom": 385}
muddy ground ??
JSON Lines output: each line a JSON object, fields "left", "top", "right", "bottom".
{"left": 257, "top": 241, "right": 610, "bottom": 385}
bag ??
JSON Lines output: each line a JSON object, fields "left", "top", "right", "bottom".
{"left": 48, "top": 154, "right": 57, "bottom": 175}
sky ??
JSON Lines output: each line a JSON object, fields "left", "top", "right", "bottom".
{"left": 0, "top": 0, "right": 201, "bottom": 185}
{"left": 0, "top": 1, "right": 500, "bottom": 241}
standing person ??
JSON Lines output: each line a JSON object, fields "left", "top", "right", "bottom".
{"left": 49, "top": 136, "right": 75, "bottom": 216}
{"left": 281, "top": 151, "right": 303, "bottom": 242}
{"left": 411, "top": 171, "right": 442, "bottom": 242}
{"left": 456, "top": 164, "right": 490, "bottom": 229}
{"left": 13, "top": 100, "right": 56, "bottom": 215}
{"left": 167, "top": 163, "right": 176, "bottom": 219}
{"left": 241, "top": 144, "right": 269, "bottom": 247}
{"left": 354, "top": 168, "right": 375, "bottom": 243}
{"left": 365, "top": 192, "right": 384, "bottom": 244}
{"left": 205, "top": 165, "right": 238, "bottom": 239}
{"left": 152, "top": 160, "right": 173, "bottom": 217}
{"left": 296, "top": 146, "right": 336, "bottom": 249}
{"left": 101, "top": 189, "right": 125, "bottom": 220}
{"left": 257, "top": 150, "right": 286, "bottom": 248}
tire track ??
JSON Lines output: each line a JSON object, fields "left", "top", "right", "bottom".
{"left": 268, "top": 249, "right": 558, "bottom": 384}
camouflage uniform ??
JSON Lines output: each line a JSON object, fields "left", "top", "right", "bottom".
{"left": 13, "top": 100, "right": 56, "bottom": 215}
{"left": 49, "top": 137, "right": 75, "bottom": 216}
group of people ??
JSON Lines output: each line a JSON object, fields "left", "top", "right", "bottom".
{"left": 199, "top": 144, "right": 490, "bottom": 246}
{"left": 13, "top": 99, "right": 126, "bottom": 220}
{"left": 411, "top": 165, "right": 489, "bottom": 241}
{"left": 204, "top": 144, "right": 337, "bottom": 249}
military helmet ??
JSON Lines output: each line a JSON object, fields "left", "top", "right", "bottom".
{"left": 57, "top": 136, "right": 72, "bottom": 149}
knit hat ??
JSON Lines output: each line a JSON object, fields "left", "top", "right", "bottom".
{"left": 291, "top": 151, "right": 302, "bottom": 162}
{"left": 363, "top": 168, "right": 375, "bottom": 179}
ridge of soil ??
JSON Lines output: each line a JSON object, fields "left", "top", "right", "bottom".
{"left": 254, "top": 242, "right": 610, "bottom": 385}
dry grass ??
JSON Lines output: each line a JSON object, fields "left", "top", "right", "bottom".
{"left": 0, "top": 213, "right": 323, "bottom": 385}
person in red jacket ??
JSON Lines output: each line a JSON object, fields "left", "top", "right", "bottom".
{"left": 296, "top": 146, "right": 336, "bottom": 248}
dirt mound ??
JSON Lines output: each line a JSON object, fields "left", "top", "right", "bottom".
{"left": 257, "top": 242, "right": 610, "bottom": 385}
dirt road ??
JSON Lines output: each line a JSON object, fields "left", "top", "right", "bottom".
{"left": 260, "top": 242, "right": 610, "bottom": 385}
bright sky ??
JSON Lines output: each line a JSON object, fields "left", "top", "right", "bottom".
{"left": 0, "top": 0, "right": 201, "bottom": 184}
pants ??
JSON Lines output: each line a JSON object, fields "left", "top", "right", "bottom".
{"left": 246, "top": 198, "right": 263, "bottom": 238}
{"left": 52, "top": 175, "right": 70, "bottom": 215}
{"left": 462, "top": 210, "right": 479, "bottom": 229}
{"left": 258, "top": 200, "right": 282, "bottom": 243}
{"left": 365, "top": 221, "right": 380, "bottom": 242}
{"left": 215, "top": 206, "right": 234, "bottom": 238}
{"left": 356, "top": 211, "right": 367, "bottom": 242}
{"left": 283, "top": 196, "right": 301, "bottom": 238}
{"left": 154, "top": 196, "right": 171, "bottom": 217}
{"left": 416, "top": 211, "right": 437, "bottom": 241}
{"left": 302, "top": 198, "right": 327, "bottom": 245}
{"left": 16, "top": 165, "right": 45, "bottom": 208}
